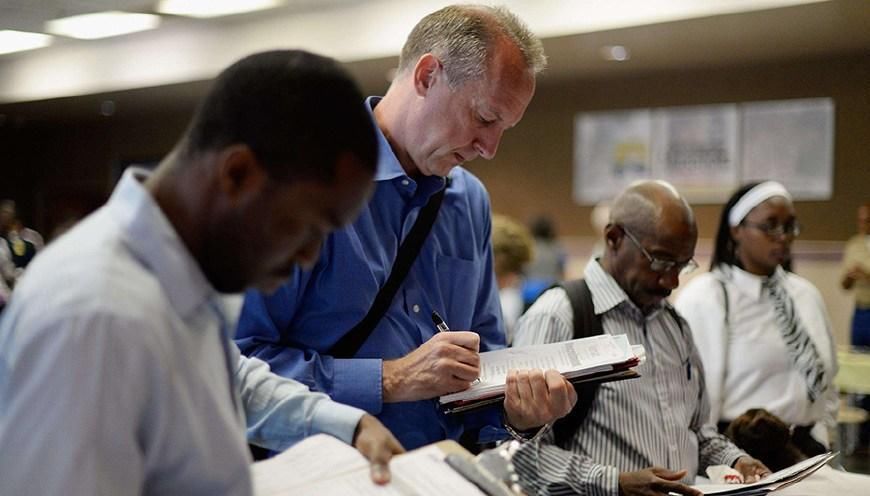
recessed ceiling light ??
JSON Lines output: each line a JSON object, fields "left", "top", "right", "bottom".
{"left": 0, "top": 30, "right": 53, "bottom": 56}
{"left": 600, "top": 45, "right": 630, "bottom": 62}
{"left": 157, "top": 0, "right": 285, "bottom": 19}
{"left": 45, "top": 11, "right": 161, "bottom": 40}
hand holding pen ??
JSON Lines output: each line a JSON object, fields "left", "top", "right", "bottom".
{"left": 432, "top": 312, "right": 480, "bottom": 385}
{"left": 380, "top": 311, "right": 481, "bottom": 403}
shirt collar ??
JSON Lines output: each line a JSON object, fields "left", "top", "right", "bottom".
{"left": 584, "top": 258, "right": 669, "bottom": 319}
{"left": 366, "top": 96, "right": 407, "bottom": 183}
{"left": 584, "top": 258, "right": 629, "bottom": 313}
{"left": 719, "top": 264, "right": 787, "bottom": 301}
{"left": 107, "top": 168, "right": 219, "bottom": 320}
{"left": 365, "top": 95, "right": 449, "bottom": 199}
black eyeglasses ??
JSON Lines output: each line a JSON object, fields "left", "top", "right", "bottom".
{"left": 740, "top": 220, "right": 801, "bottom": 238}
{"left": 621, "top": 227, "right": 698, "bottom": 276}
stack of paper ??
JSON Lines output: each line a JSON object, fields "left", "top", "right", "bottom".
{"left": 440, "top": 334, "right": 643, "bottom": 414}
{"left": 252, "top": 434, "right": 490, "bottom": 496}
{"left": 691, "top": 452, "right": 837, "bottom": 495}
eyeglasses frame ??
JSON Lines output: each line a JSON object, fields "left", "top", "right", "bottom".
{"left": 620, "top": 226, "right": 699, "bottom": 276}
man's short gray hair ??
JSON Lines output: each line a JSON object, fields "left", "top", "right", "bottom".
{"left": 397, "top": 4, "right": 546, "bottom": 87}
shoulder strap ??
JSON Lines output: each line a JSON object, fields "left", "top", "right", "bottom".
{"left": 328, "top": 182, "right": 447, "bottom": 359}
{"left": 717, "top": 277, "right": 730, "bottom": 425}
{"left": 561, "top": 279, "right": 602, "bottom": 340}
{"left": 552, "top": 279, "right": 604, "bottom": 448}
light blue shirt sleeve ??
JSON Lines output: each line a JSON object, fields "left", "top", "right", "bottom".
{"left": 233, "top": 345, "right": 366, "bottom": 450}
{"left": 236, "top": 283, "right": 385, "bottom": 415}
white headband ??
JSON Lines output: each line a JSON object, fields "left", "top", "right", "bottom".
{"left": 728, "top": 181, "right": 792, "bottom": 227}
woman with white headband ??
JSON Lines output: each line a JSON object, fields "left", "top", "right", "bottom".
{"left": 675, "top": 181, "right": 838, "bottom": 458}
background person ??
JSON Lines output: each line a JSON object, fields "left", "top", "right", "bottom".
{"left": 512, "top": 180, "right": 768, "bottom": 496}
{"left": 675, "top": 181, "right": 839, "bottom": 455}
{"left": 841, "top": 201, "right": 870, "bottom": 348}
{"left": 491, "top": 213, "right": 534, "bottom": 344}
{"left": 522, "top": 214, "right": 567, "bottom": 307}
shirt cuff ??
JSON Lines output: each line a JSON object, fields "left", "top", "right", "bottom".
{"left": 512, "top": 442, "right": 621, "bottom": 496}
{"left": 308, "top": 399, "right": 366, "bottom": 445}
{"left": 330, "top": 358, "right": 383, "bottom": 415}
{"left": 585, "top": 463, "right": 620, "bottom": 496}
{"left": 723, "top": 448, "right": 750, "bottom": 470}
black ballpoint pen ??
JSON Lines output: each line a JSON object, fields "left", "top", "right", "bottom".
{"left": 431, "top": 311, "right": 451, "bottom": 333}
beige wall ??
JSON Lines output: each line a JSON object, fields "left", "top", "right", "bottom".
{"left": 3, "top": 53, "right": 868, "bottom": 242}
{"left": 1, "top": 52, "right": 866, "bottom": 330}
{"left": 470, "top": 52, "right": 870, "bottom": 242}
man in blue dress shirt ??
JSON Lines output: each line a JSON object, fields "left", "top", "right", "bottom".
{"left": 236, "top": 5, "right": 576, "bottom": 450}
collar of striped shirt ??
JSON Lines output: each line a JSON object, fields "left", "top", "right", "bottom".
{"left": 584, "top": 257, "right": 669, "bottom": 320}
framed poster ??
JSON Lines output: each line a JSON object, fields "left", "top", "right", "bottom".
{"left": 573, "top": 109, "right": 652, "bottom": 205}
{"left": 650, "top": 104, "right": 740, "bottom": 202}
{"left": 573, "top": 98, "right": 835, "bottom": 204}
{"left": 741, "top": 98, "right": 834, "bottom": 200}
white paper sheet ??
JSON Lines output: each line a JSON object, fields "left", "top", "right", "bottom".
{"left": 440, "top": 334, "right": 636, "bottom": 404}
{"left": 252, "top": 435, "right": 486, "bottom": 496}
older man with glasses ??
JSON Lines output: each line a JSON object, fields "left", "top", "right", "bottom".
{"left": 511, "top": 180, "right": 769, "bottom": 496}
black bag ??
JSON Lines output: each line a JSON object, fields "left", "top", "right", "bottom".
{"left": 551, "top": 279, "right": 604, "bottom": 448}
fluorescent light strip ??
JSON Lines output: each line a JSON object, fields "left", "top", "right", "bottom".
{"left": 0, "top": 30, "right": 53, "bottom": 56}
{"left": 45, "top": 11, "right": 161, "bottom": 40}
{"left": 157, "top": 0, "right": 285, "bottom": 19}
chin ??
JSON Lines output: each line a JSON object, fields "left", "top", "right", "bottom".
{"left": 255, "top": 272, "right": 293, "bottom": 294}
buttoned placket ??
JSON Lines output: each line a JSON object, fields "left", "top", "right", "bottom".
{"left": 396, "top": 176, "right": 446, "bottom": 338}
{"left": 641, "top": 309, "right": 681, "bottom": 468}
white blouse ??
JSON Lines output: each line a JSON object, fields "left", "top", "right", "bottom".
{"left": 675, "top": 265, "right": 839, "bottom": 445}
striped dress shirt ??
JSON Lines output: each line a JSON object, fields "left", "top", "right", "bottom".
{"left": 511, "top": 259, "right": 746, "bottom": 496}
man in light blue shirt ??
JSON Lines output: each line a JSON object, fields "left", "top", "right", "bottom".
{"left": 0, "top": 50, "right": 402, "bottom": 495}
{"left": 236, "top": 5, "right": 576, "bottom": 450}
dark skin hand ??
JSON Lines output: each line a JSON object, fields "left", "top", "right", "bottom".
{"left": 352, "top": 414, "right": 405, "bottom": 484}
{"left": 618, "top": 456, "right": 771, "bottom": 495}
{"left": 733, "top": 455, "right": 771, "bottom": 483}
{"left": 618, "top": 468, "right": 702, "bottom": 496}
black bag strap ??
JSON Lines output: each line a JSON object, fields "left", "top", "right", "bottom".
{"left": 328, "top": 180, "right": 448, "bottom": 359}
{"left": 551, "top": 279, "right": 605, "bottom": 448}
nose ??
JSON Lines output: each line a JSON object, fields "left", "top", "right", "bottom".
{"left": 473, "top": 128, "right": 504, "bottom": 160}
{"left": 658, "top": 269, "right": 680, "bottom": 291}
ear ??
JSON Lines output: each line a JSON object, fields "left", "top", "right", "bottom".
{"left": 413, "top": 53, "right": 442, "bottom": 97}
{"left": 729, "top": 224, "right": 742, "bottom": 246}
{"left": 214, "top": 144, "right": 267, "bottom": 204}
{"left": 603, "top": 223, "right": 622, "bottom": 250}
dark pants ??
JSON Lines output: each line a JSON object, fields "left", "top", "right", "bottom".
{"left": 851, "top": 307, "right": 870, "bottom": 348}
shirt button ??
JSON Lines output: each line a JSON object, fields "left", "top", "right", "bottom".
{"left": 412, "top": 304, "right": 420, "bottom": 313}
{"left": 401, "top": 179, "right": 410, "bottom": 186}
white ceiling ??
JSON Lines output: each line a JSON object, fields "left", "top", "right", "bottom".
{"left": 0, "top": 0, "right": 867, "bottom": 118}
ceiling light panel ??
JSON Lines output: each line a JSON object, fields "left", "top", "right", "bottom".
{"left": 0, "top": 30, "right": 53, "bottom": 56}
{"left": 157, "top": 0, "right": 285, "bottom": 19}
{"left": 45, "top": 11, "right": 161, "bottom": 40}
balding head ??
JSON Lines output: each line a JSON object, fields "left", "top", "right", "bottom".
{"left": 602, "top": 180, "right": 697, "bottom": 313}
{"left": 609, "top": 180, "right": 695, "bottom": 242}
